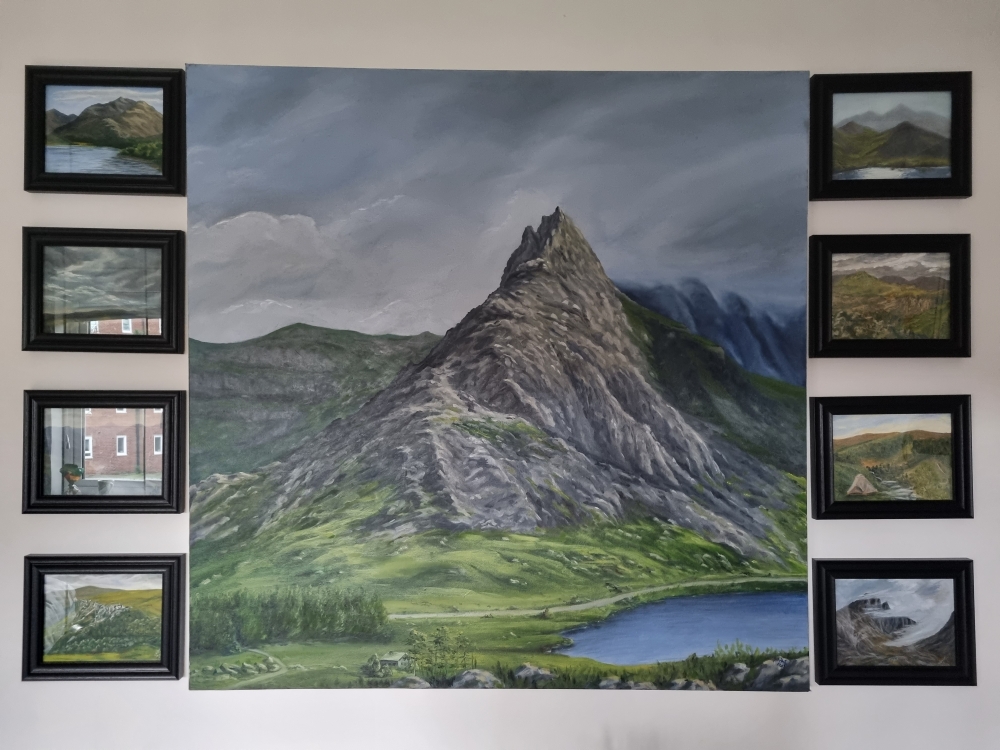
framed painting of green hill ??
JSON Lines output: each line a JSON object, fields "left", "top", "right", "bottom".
{"left": 24, "top": 66, "right": 185, "bottom": 195}
{"left": 23, "top": 555, "right": 184, "bottom": 680}
{"left": 813, "top": 559, "right": 975, "bottom": 685}
{"left": 187, "top": 67, "right": 810, "bottom": 691}
{"left": 810, "top": 72, "right": 971, "bottom": 200}
{"left": 811, "top": 395, "right": 972, "bottom": 520}
{"left": 809, "top": 234, "right": 971, "bottom": 358}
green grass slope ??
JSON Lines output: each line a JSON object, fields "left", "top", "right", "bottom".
{"left": 833, "top": 431, "right": 952, "bottom": 501}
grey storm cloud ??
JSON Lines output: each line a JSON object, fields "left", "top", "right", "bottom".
{"left": 43, "top": 246, "right": 161, "bottom": 319}
{"left": 187, "top": 66, "right": 807, "bottom": 343}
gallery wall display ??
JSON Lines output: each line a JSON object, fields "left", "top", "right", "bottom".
{"left": 813, "top": 559, "right": 976, "bottom": 686}
{"left": 24, "top": 66, "right": 185, "bottom": 195}
{"left": 810, "top": 395, "right": 972, "bottom": 520}
{"left": 185, "top": 67, "right": 810, "bottom": 691}
{"left": 23, "top": 390, "right": 185, "bottom": 514}
{"left": 809, "top": 234, "right": 971, "bottom": 358}
{"left": 810, "top": 72, "right": 972, "bottom": 200}
{"left": 23, "top": 554, "right": 185, "bottom": 680}
{"left": 22, "top": 227, "right": 185, "bottom": 354}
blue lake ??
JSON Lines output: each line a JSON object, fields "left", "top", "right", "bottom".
{"left": 45, "top": 145, "right": 161, "bottom": 176}
{"left": 556, "top": 591, "right": 808, "bottom": 665}
{"left": 833, "top": 166, "right": 951, "bottom": 180}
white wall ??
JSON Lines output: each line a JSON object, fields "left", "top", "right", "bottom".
{"left": 1, "top": 1, "right": 998, "bottom": 747}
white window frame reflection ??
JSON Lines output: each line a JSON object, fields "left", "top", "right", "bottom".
{"left": 84, "top": 436, "right": 93, "bottom": 459}
{"left": 121, "top": 318, "right": 133, "bottom": 334}
{"left": 89, "top": 321, "right": 99, "bottom": 334}
{"left": 116, "top": 435, "right": 127, "bottom": 456}
{"left": 153, "top": 434, "right": 163, "bottom": 455}
{"left": 116, "top": 408, "right": 127, "bottom": 414}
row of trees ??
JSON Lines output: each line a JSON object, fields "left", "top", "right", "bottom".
{"left": 190, "top": 587, "right": 388, "bottom": 652}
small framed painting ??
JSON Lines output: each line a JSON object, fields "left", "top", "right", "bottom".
{"left": 813, "top": 559, "right": 975, "bottom": 686}
{"left": 810, "top": 72, "right": 971, "bottom": 200}
{"left": 23, "top": 391, "right": 185, "bottom": 513}
{"left": 23, "top": 227, "right": 185, "bottom": 353}
{"left": 809, "top": 234, "right": 970, "bottom": 358}
{"left": 811, "top": 395, "right": 971, "bottom": 520}
{"left": 24, "top": 66, "right": 185, "bottom": 195}
{"left": 23, "top": 554, "right": 184, "bottom": 680}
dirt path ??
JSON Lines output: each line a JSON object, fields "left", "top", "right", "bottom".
{"left": 388, "top": 576, "right": 806, "bottom": 620}
{"left": 230, "top": 648, "right": 287, "bottom": 689}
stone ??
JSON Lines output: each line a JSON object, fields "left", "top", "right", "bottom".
{"left": 667, "top": 679, "right": 716, "bottom": 691}
{"left": 267, "top": 662, "right": 280, "bottom": 672}
{"left": 451, "top": 669, "right": 502, "bottom": 689}
{"left": 392, "top": 676, "right": 431, "bottom": 689}
{"left": 598, "top": 677, "right": 622, "bottom": 690}
{"left": 630, "top": 682, "right": 657, "bottom": 690}
{"left": 720, "top": 662, "right": 750, "bottom": 686}
{"left": 513, "top": 663, "right": 555, "bottom": 684}
{"left": 748, "top": 657, "right": 809, "bottom": 692}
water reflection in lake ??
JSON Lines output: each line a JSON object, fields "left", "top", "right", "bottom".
{"left": 45, "top": 145, "right": 162, "bottom": 175}
{"left": 833, "top": 166, "right": 952, "bottom": 180}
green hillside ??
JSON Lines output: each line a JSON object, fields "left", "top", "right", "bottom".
{"left": 833, "top": 121, "right": 949, "bottom": 173}
{"left": 188, "top": 324, "right": 440, "bottom": 482}
{"left": 832, "top": 272, "right": 949, "bottom": 340}
{"left": 833, "top": 431, "right": 952, "bottom": 502}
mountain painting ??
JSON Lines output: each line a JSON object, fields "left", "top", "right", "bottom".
{"left": 44, "top": 85, "right": 164, "bottom": 175}
{"left": 42, "top": 573, "right": 163, "bottom": 662}
{"left": 832, "top": 413, "right": 953, "bottom": 502}
{"left": 831, "top": 252, "right": 950, "bottom": 340}
{"left": 187, "top": 67, "right": 809, "bottom": 691}
{"left": 831, "top": 91, "right": 952, "bottom": 180}
{"left": 835, "top": 578, "right": 956, "bottom": 667}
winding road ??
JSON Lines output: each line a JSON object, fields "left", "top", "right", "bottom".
{"left": 230, "top": 648, "right": 287, "bottom": 689}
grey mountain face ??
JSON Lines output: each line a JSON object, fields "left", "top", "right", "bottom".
{"left": 835, "top": 104, "right": 951, "bottom": 138}
{"left": 620, "top": 280, "right": 805, "bottom": 386}
{"left": 192, "top": 209, "right": 802, "bottom": 562}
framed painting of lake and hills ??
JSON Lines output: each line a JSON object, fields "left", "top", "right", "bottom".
{"left": 187, "top": 68, "right": 810, "bottom": 692}
{"left": 24, "top": 66, "right": 184, "bottom": 195}
{"left": 811, "top": 395, "right": 972, "bottom": 519}
{"left": 810, "top": 72, "right": 971, "bottom": 200}
{"left": 23, "top": 555, "right": 184, "bottom": 680}
{"left": 23, "top": 227, "right": 185, "bottom": 353}
{"left": 813, "top": 559, "right": 975, "bottom": 685}
{"left": 23, "top": 391, "right": 186, "bottom": 513}
{"left": 809, "top": 234, "right": 970, "bottom": 358}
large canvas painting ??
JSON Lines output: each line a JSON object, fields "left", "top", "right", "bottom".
{"left": 187, "top": 67, "right": 809, "bottom": 691}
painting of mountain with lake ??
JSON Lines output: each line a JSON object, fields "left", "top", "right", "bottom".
{"left": 187, "top": 67, "right": 809, "bottom": 691}
{"left": 832, "top": 91, "right": 952, "bottom": 180}
{"left": 45, "top": 85, "right": 164, "bottom": 175}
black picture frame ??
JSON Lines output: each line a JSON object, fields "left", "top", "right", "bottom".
{"left": 23, "top": 390, "right": 185, "bottom": 513}
{"left": 813, "top": 559, "right": 975, "bottom": 686}
{"left": 811, "top": 395, "right": 972, "bottom": 520}
{"left": 809, "top": 234, "right": 970, "bottom": 358}
{"left": 810, "top": 72, "right": 971, "bottom": 200}
{"left": 23, "top": 227, "right": 185, "bottom": 354}
{"left": 23, "top": 554, "right": 184, "bottom": 680}
{"left": 24, "top": 66, "right": 185, "bottom": 195}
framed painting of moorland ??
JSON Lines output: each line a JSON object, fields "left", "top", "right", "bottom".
{"left": 23, "top": 554, "right": 184, "bottom": 680}
{"left": 23, "top": 390, "right": 185, "bottom": 513}
{"left": 813, "top": 559, "right": 975, "bottom": 686}
{"left": 23, "top": 227, "right": 185, "bottom": 354}
{"left": 810, "top": 72, "right": 971, "bottom": 200}
{"left": 811, "top": 395, "right": 972, "bottom": 520}
{"left": 24, "top": 66, "right": 185, "bottom": 195}
{"left": 187, "top": 67, "right": 811, "bottom": 692}
{"left": 809, "top": 234, "right": 970, "bottom": 358}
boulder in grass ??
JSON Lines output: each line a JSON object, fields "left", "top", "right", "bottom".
{"left": 452, "top": 669, "right": 503, "bottom": 689}
{"left": 720, "top": 662, "right": 750, "bottom": 686}
{"left": 392, "top": 676, "right": 432, "bottom": 689}
{"left": 748, "top": 657, "right": 809, "bottom": 692}
{"left": 513, "top": 663, "right": 555, "bottom": 684}
{"left": 598, "top": 677, "right": 622, "bottom": 690}
{"left": 667, "top": 679, "right": 716, "bottom": 691}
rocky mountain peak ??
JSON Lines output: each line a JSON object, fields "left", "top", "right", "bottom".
{"left": 500, "top": 208, "right": 608, "bottom": 291}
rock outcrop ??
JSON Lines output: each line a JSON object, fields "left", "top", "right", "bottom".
{"left": 747, "top": 657, "right": 809, "bottom": 691}
{"left": 452, "top": 669, "right": 503, "bottom": 689}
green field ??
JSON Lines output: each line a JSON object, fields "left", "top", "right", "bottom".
{"left": 832, "top": 272, "right": 949, "bottom": 340}
{"left": 44, "top": 587, "right": 163, "bottom": 663}
{"left": 834, "top": 431, "right": 952, "bottom": 502}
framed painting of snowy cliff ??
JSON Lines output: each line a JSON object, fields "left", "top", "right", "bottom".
{"left": 187, "top": 67, "right": 810, "bottom": 691}
{"left": 810, "top": 72, "right": 971, "bottom": 200}
{"left": 813, "top": 559, "right": 976, "bottom": 685}
{"left": 24, "top": 66, "right": 185, "bottom": 195}
{"left": 811, "top": 395, "right": 972, "bottom": 520}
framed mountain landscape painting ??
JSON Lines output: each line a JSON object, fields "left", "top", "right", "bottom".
{"left": 811, "top": 395, "right": 972, "bottom": 520}
{"left": 809, "top": 234, "right": 971, "bottom": 358}
{"left": 187, "top": 67, "right": 810, "bottom": 691}
{"left": 24, "top": 66, "right": 185, "bottom": 194}
{"left": 23, "top": 554, "right": 184, "bottom": 680}
{"left": 810, "top": 72, "right": 971, "bottom": 200}
{"left": 813, "top": 559, "right": 975, "bottom": 685}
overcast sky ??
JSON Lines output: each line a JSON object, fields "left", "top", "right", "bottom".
{"left": 832, "top": 252, "right": 950, "bottom": 280}
{"left": 833, "top": 91, "right": 951, "bottom": 123}
{"left": 44, "top": 246, "right": 161, "bottom": 319}
{"left": 836, "top": 578, "right": 954, "bottom": 646}
{"left": 187, "top": 66, "right": 807, "bottom": 343}
{"left": 45, "top": 573, "right": 163, "bottom": 592}
{"left": 832, "top": 413, "right": 951, "bottom": 440}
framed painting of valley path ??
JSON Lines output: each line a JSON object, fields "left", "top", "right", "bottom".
{"left": 811, "top": 395, "right": 971, "bottom": 520}
{"left": 23, "top": 555, "right": 184, "bottom": 680}
{"left": 23, "top": 391, "right": 185, "bottom": 513}
{"left": 813, "top": 559, "right": 975, "bottom": 686}
{"left": 24, "top": 66, "right": 184, "bottom": 195}
{"left": 23, "top": 227, "right": 185, "bottom": 353}
{"left": 810, "top": 72, "right": 971, "bottom": 200}
{"left": 809, "top": 234, "right": 970, "bottom": 358}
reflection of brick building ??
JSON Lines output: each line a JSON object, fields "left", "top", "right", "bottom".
{"left": 87, "top": 318, "right": 162, "bottom": 335}
{"left": 83, "top": 408, "right": 163, "bottom": 477}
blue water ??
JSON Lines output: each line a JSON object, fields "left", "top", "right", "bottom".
{"left": 556, "top": 591, "right": 808, "bottom": 665}
{"left": 45, "top": 145, "right": 161, "bottom": 176}
{"left": 833, "top": 166, "right": 951, "bottom": 181}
